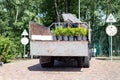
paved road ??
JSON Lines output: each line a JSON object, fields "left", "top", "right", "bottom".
{"left": 0, "top": 59, "right": 120, "bottom": 80}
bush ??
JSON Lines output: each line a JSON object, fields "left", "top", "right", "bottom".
{"left": 0, "top": 36, "right": 17, "bottom": 63}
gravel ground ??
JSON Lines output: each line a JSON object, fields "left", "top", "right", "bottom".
{"left": 0, "top": 58, "right": 120, "bottom": 80}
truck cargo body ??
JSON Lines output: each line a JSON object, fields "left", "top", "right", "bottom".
{"left": 29, "top": 21, "right": 91, "bottom": 68}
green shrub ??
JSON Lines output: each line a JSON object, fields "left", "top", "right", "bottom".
{"left": 0, "top": 36, "right": 17, "bottom": 63}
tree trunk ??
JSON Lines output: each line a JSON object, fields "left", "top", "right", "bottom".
{"left": 65, "top": 0, "right": 68, "bottom": 13}
{"left": 54, "top": 0, "right": 60, "bottom": 22}
{"left": 15, "top": 6, "right": 19, "bottom": 23}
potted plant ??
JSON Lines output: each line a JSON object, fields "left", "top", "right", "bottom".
{"left": 74, "top": 28, "right": 82, "bottom": 40}
{"left": 67, "top": 28, "right": 74, "bottom": 41}
{"left": 51, "top": 29, "right": 60, "bottom": 40}
{"left": 56, "top": 27, "right": 64, "bottom": 40}
{"left": 51, "top": 29, "right": 57, "bottom": 40}
{"left": 81, "top": 27, "right": 88, "bottom": 40}
{"left": 62, "top": 28, "right": 68, "bottom": 41}
{"left": 51, "top": 26, "right": 64, "bottom": 40}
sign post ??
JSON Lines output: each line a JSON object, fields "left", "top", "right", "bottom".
{"left": 106, "top": 13, "right": 117, "bottom": 61}
{"left": 21, "top": 29, "right": 29, "bottom": 59}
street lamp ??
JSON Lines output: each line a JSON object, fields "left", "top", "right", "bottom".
{"left": 78, "top": 0, "right": 80, "bottom": 20}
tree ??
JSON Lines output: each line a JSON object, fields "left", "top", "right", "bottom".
{"left": 0, "top": 0, "right": 120, "bottom": 57}
{"left": 0, "top": 0, "right": 42, "bottom": 58}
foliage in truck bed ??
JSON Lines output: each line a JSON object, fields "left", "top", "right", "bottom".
{"left": 51, "top": 26, "right": 88, "bottom": 36}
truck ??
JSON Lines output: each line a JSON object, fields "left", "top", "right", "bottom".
{"left": 29, "top": 13, "right": 91, "bottom": 68}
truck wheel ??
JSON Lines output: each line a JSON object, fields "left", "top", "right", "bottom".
{"left": 83, "top": 57, "right": 90, "bottom": 68}
{"left": 77, "top": 57, "right": 83, "bottom": 68}
{"left": 41, "top": 58, "right": 54, "bottom": 68}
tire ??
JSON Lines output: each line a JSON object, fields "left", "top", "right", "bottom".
{"left": 41, "top": 57, "right": 54, "bottom": 68}
{"left": 76, "top": 57, "right": 84, "bottom": 68}
{"left": 83, "top": 57, "right": 90, "bottom": 68}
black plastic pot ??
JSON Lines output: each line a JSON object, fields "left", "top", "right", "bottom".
{"left": 68, "top": 36, "right": 74, "bottom": 41}
{"left": 82, "top": 36, "right": 87, "bottom": 40}
{"left": 77, "top": 36, "right": 82, "bottom": 41}
{"left": 58, "top": 36, "right": 63, "bottom": 41}
{"left": 63, "top": 36, "right": 68, "bottom": 41}
{"left": 52, "top": 36, "right": 57, "bottom": 40}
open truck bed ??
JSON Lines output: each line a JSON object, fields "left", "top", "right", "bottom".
{"left": 29, "top": 21, "right": 91, "bottom": 68}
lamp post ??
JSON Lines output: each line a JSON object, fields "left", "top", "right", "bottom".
{"left": 21, "top": 29, "right": 29, "bottom": 59}
{"left": 78, "top": 0, "right": 80, "bottom": 20}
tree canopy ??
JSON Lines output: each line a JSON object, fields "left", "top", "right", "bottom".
{"left": 0, "top": 0, "right": 120, "bottom": 57}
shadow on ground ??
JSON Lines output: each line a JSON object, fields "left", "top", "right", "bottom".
{"left": 28, "top": 61, "right": 82, "bottom": 72}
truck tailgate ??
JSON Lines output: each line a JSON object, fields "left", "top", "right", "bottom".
{"left": 30, "top": 41, "right": 89, "bottom": 56}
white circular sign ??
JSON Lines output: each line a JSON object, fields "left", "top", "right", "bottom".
{"left": 106, "top": 25, "right": 117, "bottom": 36}
{"left": 21, "top": 37, "right": 29, "bottom": 45}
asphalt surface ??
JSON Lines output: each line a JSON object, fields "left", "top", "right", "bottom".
{"left": 0, "top": 58, "right": 120, "bottom": 80}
